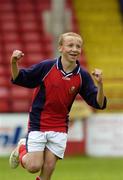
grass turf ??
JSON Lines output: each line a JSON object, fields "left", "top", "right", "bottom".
{"left": 1, "top": 156, "right": 123, "bottom": 180}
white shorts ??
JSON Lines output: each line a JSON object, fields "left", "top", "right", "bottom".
{"left": 26, "top": 131, "right": 68, "bottom": 159}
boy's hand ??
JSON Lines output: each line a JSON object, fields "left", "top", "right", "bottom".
{"left": 11, "top": 50, "right": 24, "bottom": 63}
{"left": 92, "top": 68, "right": 103, "bottom": 84}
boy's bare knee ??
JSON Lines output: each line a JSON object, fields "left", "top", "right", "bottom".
{"left": 27, "top": 163, "right": 41, "bottom": 173}
{"left": 22, "top": 152, "right": 44, "bottom": 174}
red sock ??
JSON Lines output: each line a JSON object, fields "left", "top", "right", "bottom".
{"left": 36, "top": 176, "right": 41, "bottom": 180}
{"left": 19, "top": 144, "right": 27, "bottom": 168}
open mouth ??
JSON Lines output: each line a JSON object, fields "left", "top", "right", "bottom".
{"left": 69, "top": 54, "right": 78, "bottom": 57}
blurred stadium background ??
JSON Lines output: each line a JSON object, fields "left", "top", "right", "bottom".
{"left": 0, "top": 0, "right": 123, "bottom": 179}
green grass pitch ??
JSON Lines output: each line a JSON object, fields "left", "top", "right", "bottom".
{"left": 1, "top": 156, "right": 123, "bottom": 180}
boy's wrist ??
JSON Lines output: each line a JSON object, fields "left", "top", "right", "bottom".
{"left": 11, "top": 58, "right": 18, "bottom": 64}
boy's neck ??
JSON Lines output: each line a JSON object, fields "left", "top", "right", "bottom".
{"left": 61, "top": 57, "right": 77, "bottom": 73}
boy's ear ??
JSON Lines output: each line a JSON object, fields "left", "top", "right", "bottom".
{"left": 58, "top": 45, "right": 62, "bottom": 53}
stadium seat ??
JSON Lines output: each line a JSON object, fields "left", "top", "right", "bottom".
{"left": 26, "top": 52, "right": 44, "bottom": 65}
{"left": 11, "top": 100, "right": 30, "bottom": 112}
{"left": 18, "top": 13, "right": 36, "bottom": 21}
{"left": 22, "top": 32, "right": 42, "bottom": 42}
{"left": 0, "top": 53, "right": 4, "bottom": 65}
{"left": 2, "top": 32, "right": 20, "bottom": 42}
{"left": 73, "top": 0, "right": 123, "bottom": 111}
{"left": 0, "top": 76, "right": 10, "bottom": 87}
{"left": 0, "top": 12, "right": 16, "bottom": 21}
{"left": 35, "top": 0, "right": 51, "bottom": 11}
{"left": 10, "top": 86, "right": 31, "bottom": 99}
{"left": 1, "top": 21, "right": 18, "bottom": 31}
{"left": 0, "top": 66, "right": 5, "bottom": 76}
{"left": 20, "top": 21, "right": 39, "bottom": 32}
{"left": 0, "top": 2, "right": 14, "bottom": 11}
{"left": 4, "top": 41, "right": 22, "bottom": 53}
{"left": 0, "top": 101, "right": 10, "bottom": 112}
{"left": 24, "top": 42, "right": 43, "bottom": 52}
{"left": 3, "top": 42, "right": 23, "bottom": 65}
{"left": 0, "top": 0, "right": 54, "bottom": 112}
{"left": 15, "top": 2, "right": 34, "bottom": 12}
{"left": 0, "top": 87, "right": 9, "bottom": 100}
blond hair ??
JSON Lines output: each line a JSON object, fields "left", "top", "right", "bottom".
{"left": 58, "top": 32, "right": 82, "bottom": 46}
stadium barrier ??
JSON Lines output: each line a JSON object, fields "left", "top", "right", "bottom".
{"left": 86, "top": 113, "right": 123, "bottom": 156}
{"left": 0, "top": 113, "right": 86, "bottom": 156}
{"left": 1, "top": 111, "right": 123, "bottom": 157}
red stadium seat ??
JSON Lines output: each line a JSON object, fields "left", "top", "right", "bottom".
{"left": 0, "top": 76, "right": 10, "bottom": 87}
{"left": 10, "top": 86, "right": 31, "bottom": 99}
{"left": 0, "top": 2, "right": 14, "bottom": 12}
{"left": 0, "top": 54, "right": 4, "bottom": 65}
{"left": 26, "top": 52, "right": 44, "bottom": 65}
{"left": 0, "top": 0, "right": 53, "bottom": 112}
{"left": 35, "top": 0, "right": 51, "bottom": 11}
{"left": 1, "top": 21, "right": 18, "bottom": 31}
{"left": 22, "top": 32, "right": 42, "bottom": 42}
{"left": 11, "top": 100, "right": 30, "bottom": 112}
{"left": 0, "top": 87, "right": 9, "bottom": 100}
{"left": 0, "top": 12, "right": 16, "bottom": 21}
{"left": 4, "top": 41, "right": 22, "bottom": 53}
{"left": 2, "top": 32, "right": 20, "bottom": 42}
{"left": 3, "top": 42, "right": 23, "bottom": 65}
{"left": 15, "top": 2, "right": 34, "bottom": 12}
{"left": 24, "top": 42, "right": 42, "bottom": 52}
{"left": 18, "top": 13, "right": 36, "bottom": 21}
{"left": 20, "top": 21, "right": 39, "bottom": 32}
{"left": 0, "top": 66, "right": 6, "bottom": 76}
{"left": 1, "top": 56, "right": 11, "bottom": 65}
{"left": 0, "top": 101, "right": 10, "bottom": 112}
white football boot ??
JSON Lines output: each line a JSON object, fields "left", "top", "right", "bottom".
{"left": 9, "top": 138, "right": 26, "bottom": 169}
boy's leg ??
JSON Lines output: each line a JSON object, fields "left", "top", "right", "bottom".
{"left": 9, "top": 131, "right": 47, "bottom": 173}
{"left": 37, "top": 148, "right": 58, "bottom": 180}
{"left": 36, "top": 177, "right": 42, "bottom": 180}
{"left": 9, "top": 138, "right": 44, "bottom": 173}
{"left": 36, "top": 131, "right": 67, "bottom": 180}
{"left": 22, "top": 151, "right": 44, "bottom": 173}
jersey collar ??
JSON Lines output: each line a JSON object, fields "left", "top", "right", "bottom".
{"left": 56, "top": 56, "right": 80, "bottom": 76}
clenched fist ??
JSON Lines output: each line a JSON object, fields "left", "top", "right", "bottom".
{"left": 11, "top": 50, "right": 24, "bottom": 63}
{"left": 92, "top": 68, "right": 103, "bottom": 84}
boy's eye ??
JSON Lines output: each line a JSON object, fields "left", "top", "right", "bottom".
{"left": 76, "top": 45, "right": 81, "bottom": 49}
{"left": 68, "top": 44, "right": 73, "bottom": 47}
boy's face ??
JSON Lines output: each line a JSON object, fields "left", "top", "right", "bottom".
{"left": 59, "top": 35, "right": 82, "bottom": 62}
